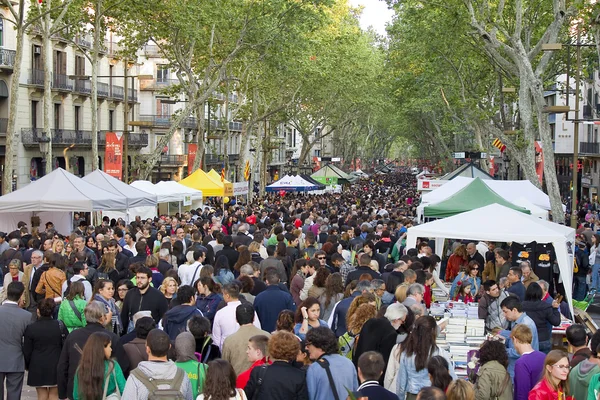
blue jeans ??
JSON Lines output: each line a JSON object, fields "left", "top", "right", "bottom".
{"left": 574, "top": 275, "right": 588, "bottom": 301}
{"left": 539, "top": 340, "right": 552, "bottom": 354}
{"left": 592, "top": 263, "right": 600, "bottom": 290}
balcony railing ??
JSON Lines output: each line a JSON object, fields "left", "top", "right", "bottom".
{"left": 75, "top": 35, "right": 92, "bottom": 49}
{"left": 28, "top": 69, "right": 44, "bottom": 86}
{"left": 127, "top": 87, "right": 138, "bottom": 101}
{"left": 22, "top": 128, "right": 149, "bottom": 148}
{"left": 209, "top": 119, "right": 243, "bottom": 131}
{"left": 110, "top": 85, "right": 124, "bottom": 100}
{"left": 104, "top": 41, "right": 122, "bottom": 57}
{"left": 0, "top": 49, "right": 16, "bottom": 69}
{"left": 204, "top": 153, "right": 240, "bottom": 164}
{"left": 74, "top": 79, "right": 91, "bottom": 94}
{"left": 580, "top": 142, "right": 599, "bottom": 154}
{"left": 159, "top": 155, "right": 187, "bottom": 166}
{"left": 27, "top": 69, "right": 74, "bottom": 90}
{"left": 142, "top": 45, "right": 163, "bottom": 58}
{"left": 97, "top": 82, "right": 109, "bottom": 98}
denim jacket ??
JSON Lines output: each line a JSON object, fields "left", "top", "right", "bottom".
{"left": 396, "top": 347, "right": 457, "bottom": 399}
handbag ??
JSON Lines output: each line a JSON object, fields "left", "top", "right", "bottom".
{"left": 102, "top": 361, "right": 122, "bottom": 400}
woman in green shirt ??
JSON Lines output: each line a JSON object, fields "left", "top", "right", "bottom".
{"left": 73, "top": 332, "right": 126, "bottom": 400}
{"left": 175, "top": 331, "right": 207, "bottom": 399}
{"left": 57, "top": 281, "right": 87, "bottom": 332}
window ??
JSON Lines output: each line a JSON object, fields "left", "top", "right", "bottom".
{"left": 109, "top": 110, "right": 114, "bottom": 131}
{"left": 31, "top": 101, "right": 38, "bottom": 129}
{"left": 314, "top": 149, "right": 320, "bottom": 157}
{"left": 75, "top": 55, "right": 85, "bottom": 76}
{"left": 54, "top": 103, "right": 61, "bottom": 129}
{"left": 74, "top": 106, "right": 80, "bottom": 131}
{"left": 32, "top": 45, "right": 42, "bottom": 70}
{"left": 157, "top": 65, "right": 169, "bottom": 82}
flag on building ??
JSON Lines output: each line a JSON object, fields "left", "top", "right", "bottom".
{"left": 244, "top": 160, "right": 250, "bottom": 181}
{"left": 492, "top": 138, "right": 506, "bottom": 152}
{"left": 220, "top": 162, "right": 225, "bottom": 182}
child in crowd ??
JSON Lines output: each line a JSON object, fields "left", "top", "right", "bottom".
{"left": 453, "top": 280, "right": 474, "bottom": 304}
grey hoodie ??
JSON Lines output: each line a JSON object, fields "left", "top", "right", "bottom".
{"left": 122, "top": 360, "right": 193, "bottom": 400}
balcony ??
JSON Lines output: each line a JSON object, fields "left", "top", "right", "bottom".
{"left": 0, "top": 48, "right": 16, "bottom": 70}
{"left": 204, "top": 153, "right": 239, "bottom": 164}
{"left": 110, "top": 85, "right": 124, "bottom": 100}
{"left": 75, "top": 35, "right": 92, "bottom": 49}
{"left": 28, "top": 69, "right": 44, "bottom": 86}
{"left": 27, "top": 69, "right": 73, "bottom": 91}
{"left": 22, "top": 128, "right": 148, "bottom": 149}
{"left": 104, "top": 41, "right": 122, "bottom": 58}
{"left": 142, "top": 45, "right": 164, "bottom": 58}
{"left": 580, "top": 142, "right": 599, "bottom": 155}
{"left": 98, "top": 82, "right": 109, "bottom": 98}
{"left": 139, "top": 77, "right": 180, "bottom": 91}
{"left": 159, "top": 155, "right": 187, "bottom": 166}
{"left": 209, "top": 119, "right": 243, "bottom": 132}
{"left": 73, "top": 79, "right": 91, "bottom": 95}
{"left": 127, "top": 87, "right": 138, "bottom": 102}
{"left": 130, "top": 114, "right": 197, "bottom": 129}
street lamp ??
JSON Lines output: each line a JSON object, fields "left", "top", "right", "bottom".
{"left": 38, "top": 131, "right": 51, "bottom": 176}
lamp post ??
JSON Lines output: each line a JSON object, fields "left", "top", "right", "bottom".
{"left": 38, "top": 131, "right": 51, "bottom": 176}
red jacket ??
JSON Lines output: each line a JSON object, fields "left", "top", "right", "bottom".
{"left": 236, "top": 358, "right": 270, "bottom": 389}
{"left": 528, "top": 378, "right": 573, "bottom": 400}
{"left": 445, "top": 254, "right": 467, "bottom": 281}
{"left": 424, "top": 284, "right": 432, "bottom": 308}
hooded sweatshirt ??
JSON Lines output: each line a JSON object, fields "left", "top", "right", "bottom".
{"left": 162, "top": 304, "right": 203, "bottom": 341}
{"left": 569, "top": 359, "right": 600, "bottom": 400}
{"left": 122, "top": 360, "right": 193, "bottom": 400}
{"left": 175, "top": 332, "right": 205, "bottom": 399}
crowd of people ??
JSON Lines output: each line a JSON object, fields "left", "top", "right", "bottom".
{"left": 0, "top": 171, "right": 598, "bottom": 400}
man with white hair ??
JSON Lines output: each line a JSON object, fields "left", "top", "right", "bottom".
{"left": 233, "top": 223, "right": 253, "bottom": 248}
{"left": 403, "top": 283, "right": 425, "bottom": 309}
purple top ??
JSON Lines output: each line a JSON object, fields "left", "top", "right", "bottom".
{"left": 514, "top": 350, "right": 546, "bottom": 400}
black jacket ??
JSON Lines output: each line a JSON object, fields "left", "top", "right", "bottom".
{"left": 120, "top": 287, "right": 169, "bottom": 332}
{"left": 215, "top": 246, "right": 240, "bottom": 270}
{"left": 23, "top": 317, "right": 63, "bottom": 387}
{"left": 115, "top": 252, "right": 131, "bottom": 280}
{"left": 352, "top": 317, "right": 398, "bottom": 381}
{"left": 522, "top": 300, "right": 561, "bottom": 342}
{"left": 57, "top": 322, "right": 129, "bottom": 399}
{"left": 385, "top": 271, "right": 405, "bottom": 293}
{"left": 162, "top": 304, "right": 203, "bottom": 340}
{"left": 233, "top": 232, "right": 253, "bottom": 248}
{"left": 245, "top": 361, "right": 308, "bottom": 400}
{"left": 346, "top": 266, "right": 380, "bottom": 286}
{"left": 157, "top": 259, "right": 172, "bottom": 276}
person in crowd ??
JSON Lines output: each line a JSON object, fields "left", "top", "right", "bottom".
{"left": 506, "top": 267, "right": 526, "bottom": 301}
{"left": 473, "top": 340, "right": 513, "bottom": 400}
{"left": 447, "top": 380, "right": 475, "bottom": 400}
{"left": 214, "top": 254, "right": 235, "bottom": 285}
{"left": 0, "top": 259, "right": 23, "bottom": 302}
{"left": 23, "top": 298, "right": 63, "bottom": 400}
{"left": 528, "top": 350, "right": 571, "bottom": 400}
{"left": 120, "top": 266, "right": 168, "bottom": 332}
{"left": 306, "top": 327, "right": 358, "bottom": 400}
{"left": 416, "top": 386, "right": 447, "bottom": 400}
{"left": 238, "top": 275, "right": 256, "bottom": 305}
{"left": 498, "top": 296, "right": 539, "bottom": 379}
{"left": 62, "top": 261, "right": 92, "bottom": 301}
{"left": 188, "top": 315, "right": 221, "bottom": 363}
{"left": 123, "top": 317, "right": 156, "bottom": 370}
{"left": 222, "top": 303, "right": 271, "bottom": 375}
{"left": 58, "top": 301, "right": 129, "bottom": 400}
{"left": 512, "top": 324, "right": 546, "bottom": 400}
{"left": 452, "top": 279, "right": 475, "bottom": 303}
{"left": 236, "top": 335, "right": 270, "bottom": 389}
{"left": 495, "top": 249, "right": 512, "bottom": 281}
{"left": 213, "top": 282, "right": 262, "bottom": 350}
{"left": 23, "top": 249, "right": 44, "bottom": 315}
{"left": 178, "top": 249, "right": 204, "bottom": 287}
{"left": 568, "top": 332, "right": 600, "bottom": 400}
{"left": 318, "top": 272, "right": 344, "bottom": 322}
{"left": 254, "top": 269, "right": 296, "bottom": 332}
{"left": 445, "top": 244, "right": 468, "bottom": 282}
{"left": 175, "top": 331, "right": 206, "bottom": 399}
{"left": 122, "top": 329, "right": 193, "bottom": 399}
{"left": 198, "top": 359, "right": 246, "bottom": 400}
{"left": 308, "top": 267, "right": 330, "bottom": 299}
{"left": 396, "top": 316, "right": 456, "bottom": 399}
{"left": 329, "top": 280, "right": 375, "bottom": 337}
{"left": 72, "top": 331, "right": 126, "bottom": 400}
{"left": 521, "top": 282, "right": 561, "bottom": 354}
{"left": 521, "top": 261, "right": 539, "bottom": 288}
{"left": 114, "top": 279, "right": 133, "bottom": 312}
{"left": 35, "top": 252, "right": 67, "bottom": 300}
{"left": 244, "top": 331, "right": 308, "bottom": 399}
{"left": 294, "top": 297, "right": 329, "bottom": 340}
{"left": 290, "top": 259, "right": 308, "bottom": 306}
{"left": 300, "top": 258, "right": 319, "bottom": 302}
{"left": 353, "top": 351, "right": 398, "bottom": 400}
{"left": 195, "top": 276, "right": 223, "bottom": 323}
{"left": 93, "top": 279, "right": 123, "bottom": 335}
{"left": 0, "top": 282, "right": 32, "bottom": 400}
{"left": 346, "top": 253, "right": 380, "bottom": 285}
{"left": 98, "top": 251, "right": 120, "bottom": 285}
{"left": 426, "top": 356, "right": 452, "bottom": 393}
{"left": 449, "top": 261, "right": 480, "bottom": 299}
{"left": 478, "top": 280, "right": 509, "bottom": 332}
{"left": 339, "top": 302, "right": 377, "bottom": 360}
{"left": 159, "top": 276, "right": 178, "bottom": 307}
{"left": 403, "top": 282, "right": 425, "bottom": 310}
{"left": 161, "top": 285, "right": 202, "bottom": 340}
{"left": 58, "top": 281, "right": 87, "bottom": 332}
{"left": 567, "top": 324, "right": 592, "bottom": 368}
{"left": 260, "top": 245, "right": 288, "bottom": 284}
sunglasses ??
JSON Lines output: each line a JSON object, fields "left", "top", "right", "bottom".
{"left": 317, "top": 257, "right": 326, "bottom": 260}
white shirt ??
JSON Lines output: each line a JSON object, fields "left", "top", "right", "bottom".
{"left": 124, "top": 244, "right": 137, "bottom": 257}
{"left": 178, "top": 261, "right": 202, "bottom": 286}
{"left": 60, "top": 274, "right": 93, "bottom": 301}
{"left": 299, "top": 274, "right": 315, "bottom": 301}
{"left": 212, "top": 300, "right": 262, "bottom": 350}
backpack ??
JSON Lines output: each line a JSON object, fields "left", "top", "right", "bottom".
{"left": 338, "top": 332, "right": 359, "bottom": 359}
{"left": 131, "top": 367, "right": 185, "bottom": 399}
{"left": 63, "top": 277, "right": 86, "bottom": 298}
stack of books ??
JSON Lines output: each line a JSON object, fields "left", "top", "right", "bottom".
{"left": 448, "top": 301, "right": 467, "bottom": 318}
{"left": 465, "top": 319, "right": 486, "bottom": 345}
{"left": 430, "top": 303, "right": 446, "bottom": 318}
{"left": 445, "top": 318, "right": 467, "bottom": 343}
{"left": 467, "top": 303, "right": 479, "bottom": 319}
{"left": 449, "top": 344, "right": 472, "bottom": 367}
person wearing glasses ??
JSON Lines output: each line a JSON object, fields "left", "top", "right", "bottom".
{"left": 61, "top": 261, "right": 92, "bottom": 301}
{"left": 449, "top": 261, "right": 481, "bottom": 299}
{"left": 0, "top": 259, "right": 23, "bottom": 302}
{"left": 528, "top": 350, "right": 572, "bottom": 400}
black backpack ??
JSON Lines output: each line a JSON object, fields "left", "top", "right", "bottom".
{"left": 63, "top": 277, "right": 86, "bottom": 298}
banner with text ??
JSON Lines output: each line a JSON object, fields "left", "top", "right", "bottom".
{"left": 417, "top": 179, "right": 448, "bottom": 191}
{"left": 187, "top": 144, "right": 197, "bottom": 175}
{"left": 105, "top": 132, "right": 123, "bottom": 179}
{"left": 233, "top": 181, "right": 249, "bottom": 196}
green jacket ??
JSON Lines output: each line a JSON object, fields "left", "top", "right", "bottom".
{"left": 587, "top": 372, "right": 600, "bottom": 400}
{"left": 73, "top": 360, "right": 126, "bottom": 400}
{"left": 570, "top": 359, "right": 600, "bottom": 400}
{"left": 57, "top": 296, "right": 87, "bottom": 332}
{"left": 474, "top": 360, "right": 513, "bottom": 400}
{"left": 175, "top": 360, "right": 207, "bottom": 398}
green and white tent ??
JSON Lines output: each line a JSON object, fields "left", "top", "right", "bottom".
{"left": 311, "top": 163, "right": 352, "bottom": 185}
{"left": 423, "top": 177, "right": 530, "bottom": 218}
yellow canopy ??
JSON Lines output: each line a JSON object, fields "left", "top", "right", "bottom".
{"left": 179, "top": 169, "right": 228, "bottom": 197}
{"left": 208, "top": 169, "right": 232, "bottom": 184}
{"left": 207, "top": 169, "right": 234, "bottom": 196}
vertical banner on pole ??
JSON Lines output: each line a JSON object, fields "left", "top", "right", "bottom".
{"left": 105, "top": 132, "right": 123, "bottom": 179}
{"left": 188, "top": 144, "right": 197, "bottom": 175}
{"left": 535, "top": 141, "right": 544, "bottom": 185}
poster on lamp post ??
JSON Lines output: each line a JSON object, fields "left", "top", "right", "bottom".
{"left": 105, "top": 132, "right": 123, "bottom": 179}
{"left": 188, "top": 144, "right": 197, "bottom": 175}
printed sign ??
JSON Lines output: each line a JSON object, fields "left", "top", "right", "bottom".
{"left": 188, "top": 144, "right": 197, "bottom": 175}
{"left": 233, "top": 181, "right": 249, "bottom": 196}
{"left": 417, "top": 179, "right": 448, "bottom": 191}
{"left": 105, "top": 132, "right": 123, "bottom": 179}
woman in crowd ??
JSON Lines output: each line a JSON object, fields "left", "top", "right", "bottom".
{"left": 396, "top": 316, "right": 456, "bottom": 400}
{"left": 346, "top": 293, "right": 377, "bottom": 330}
{"left": 195, "top": 276, "right": 223, "bottom": 323}
{"left": 318, "top": 272, "right": 344, "bottom": 321}
{"left": 275, "top": 310, "right": 296, "bottom": 334}
{"left": 86, "top": 236, "right": 97, "bottom": 257}
{"left": 92, "top": 279, "right": 122, "bottom": 335}
{"left": 173, "top": 240, "right": 186, "bottom": 267}
{"left": 244, "top": 331, "right": 308, "bottom": 400}
{"left": 213, "top": 255, "right": 235, "bottom": 285}
{"left": 248, "top": 241, "right": 263, "bottom": 264}
{"left": 114, "top": 279, "right": 133, "bottom": 312}
{"left": 153, "top": 230, "right": 165, "bottom": 254}
{"left": 65, "top": 242, "right": 73, "bottom": 258}
{"left": 233, "top": 246, "right": 251, "bottom": 276}
{"left": 294, "top": 297, "right": 328, "bottom": 340}
{"left": 427, "top": 356, "right": 453, "bottom": 393}
{"left": 290, "top": 259, "right": 308, "bottom": 306}
{"left": 174, "top": 331, "right": 206, "bottom": 399}
{"left": 275, "top": 241, "right": 293, "bottom": 278}
{"left": 307, "top": 267, "right": 330, "bottom": 299}
{"left": 528, "top": 350, "right": 571, "bottom": 400}
{"left": 0, "top": 259, "right": 23, "bottom": 302}
{"left": 58, "top": 281, "right": 87, "bottom": 332}
{"left": 98, "top": 251, "right": 119, "bottom": 285}
{"left": 339, "top": 303, "right": 377, "bottom": 360}
{"left": 474, "top": 340, "right": 513, "bottom": 400}
{"left": 198, "top": 359, "right": 247, "bottom": 400}
{"left": 52, "top": 239, "right": 65, "bottom": 256}
{"left": 238, "top": 275, "right": 255, "bottom": 305}
{"left": 522, "top": 282, "right": 561, "bottom": 354}
{"left": 73, "top": 331, "right": 126, "bottom": 400}
{"left": 23, "top": 299, "right": 64, "bottom": 400}
{"left": 450, "top": 261, "right": 481, "bottom": 298}
{"left": 159, "top": 276, "right": 179, "bottom": 307}
{"left": 35, "top": 253, "right": 67, "bottom": 300}
{"left": 447, "top": 380, "right": 475, "bottom": 400}
{"left": 445, "top": 244, "right": 468, "bottom": 281}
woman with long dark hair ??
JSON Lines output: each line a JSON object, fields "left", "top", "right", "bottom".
{"left": 318, "top": 272, "right": 344, "bottom": 321}
{"left": 293, "top": 297, "right": 328, "bottom": 340}
{"left": 396, "top": 316, "right": 456, "bottom": 400}
{"left": 213, "top": 255, "right": 234, "bottom": 285}
{"left": 72, "top": 331, "right": 126, "bottom": 400}
{"left": 275, "top": 241, "right": 292, "bottom": 279}
{"left": 198, "top": 359, "right": 247, "bottom": 400}
{"left": 427, "top": 356, "right": 452, "bottom": 393}
{"left": 195, "top": 276, "right": 223, "bottom": 323}
{"left": 233, "top": 246, "right": 251, "bottom": 274}
{"left": 474, "top": 340, "right": 513, "bottom": 400}
{"left": 172, "top": 240, "right": 186, "bottom": 267}
{"left": 92, "top": 279, "right": 122, "bottom": 335}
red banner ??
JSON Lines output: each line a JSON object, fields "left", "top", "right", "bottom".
{"left": 188, "top": 144, "right": 197, "bottom": 175}
{"left": 104, "top": 132, "right": 123, "bottom": 179}
{"left": 535, "top": 141, "right": 544, "bottom": 185}
{"left": 489, "top": 156, "right": 496, "bottom": 177}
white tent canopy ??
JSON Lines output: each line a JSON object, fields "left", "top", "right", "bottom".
{"left": 155, "top": 181, "right": 203, "bottom": 201}
{"left": 512, "top": 197, "right": 548, "bottom": 220}
{"left": 406, "top": 203, "right": 576, "bottom": 316}
{"left": 83, "top": 169, "right": 158, "bottom": 208}
{"left": 0, "top": 168, "right": 128, "bottom": 212}
{"left": 130, "top": 180, "right": 181, "bottom": 203}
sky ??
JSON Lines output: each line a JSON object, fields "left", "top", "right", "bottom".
{"left": 348, "top": 0, "right": 395, "bottom": 36}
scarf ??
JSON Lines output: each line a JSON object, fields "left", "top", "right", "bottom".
{"left": 94, "top": 293, "right": 123, "bottom": 335}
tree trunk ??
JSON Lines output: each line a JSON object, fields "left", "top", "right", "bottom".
{"left": 90, "top": 0, "right": 102, "bottom": 171}
{"left": 43, "top": 15, "right": 53, "bottom": 171}
{"left": 3, "top": 25, "right": 24, "bottom": 193}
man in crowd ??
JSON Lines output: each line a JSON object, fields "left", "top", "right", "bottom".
{"left": 520, "top": 261, "right": 539, "bottom": 288}
{"left": 23, "top": 250, "right": 44, "bottom": 315}
{"left": 259, "top": 245, "right": 287, "bottom": 284}
{"left": 330, "top": 280, "right": 373, "bottom": 337}
{"left": 506, "top": 267, "right": 526, "bottom": 301}
{"left": 73, "top": 235, "right": 98, "bottom": 268}
{"left": 0, "top": 232, "right": 9, "bottom": 257}
{"left": 106, "top": 239, "right": 131, "bottom": 280}
{"left": 567, "top": 324, "right": 592, "bottom": 368}
{"left": 121, "top": 266, "right": 168, "bottom": 332}
{"left": 346, "top": 254, "right": 380, "bottom": 285}
{"left": 215, "top": 235, "right": 239, "bottom": 270}
{"left": 478, "top": 280, "right": 509, "bottom": 332}
{"left": 353, "top": 351, "right": 398, "bottom": 400}
{"left": 300, "top": 259, "right": 319, "bottom": 301}
{"left": 178, "top": 250, "right": 204, "bottom": 287}
{"left": 162, "top": 285, "right": 203, "bottom": 340}
{"left": 61, "top": 261, "right": 92, "bottom": 300}
{"left": 253, "top": 269, "right": 296, "bottom": 332}
{"left": 512, "top": 324, "right": 545, "bottom": 400}
{"left": 495, "top": 249, "right": 512, "bottom": 280}
{"left": 213, "top": 283, "right": 262, "bottom": 349}
{"left": 467, "top": 242, "right": 485, "bottom": 269}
